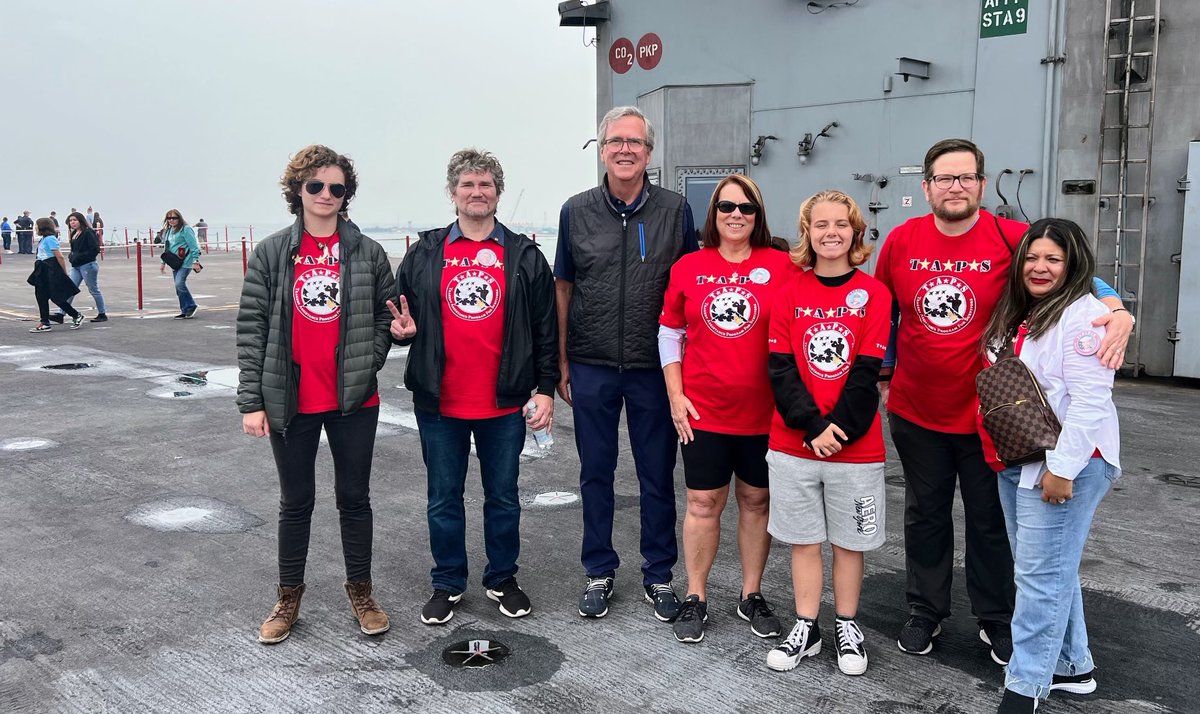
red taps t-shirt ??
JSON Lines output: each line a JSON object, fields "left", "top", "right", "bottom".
{"left": 439, "top": 238, "right": 518, "bottom": 419}
{"left": 874, "top": 211, "right": 1023, "bottom": 434}
{"left": 768, "top": 269, "right": 890, "bottom": 463}
{"left": 659, "top": 246, "right": 797, "bottom": 435}
{"left": 291, "top": 232, "right": 379, "bottom": 413}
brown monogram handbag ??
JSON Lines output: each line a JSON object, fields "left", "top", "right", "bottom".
{"left": 976, "top": 325, "right": 1062, "bottom": 467}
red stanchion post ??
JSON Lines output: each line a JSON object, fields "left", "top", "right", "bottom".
{"left": 225, "top": 225, "right": 230, "bottom": 253}
{"left": 532, "top": 232, "right": 537, "bottom": 245}
{"left": 241, "top": 238, "right": 248, "bottom": 275}
{"left": 405, "top": 235, "right": 410, "bottom": 250}
{"left": 136, "top": 241, "right": 144, "bottom": 311}
{"left": 125, "top": 228, "right": 130, "bottom": 259}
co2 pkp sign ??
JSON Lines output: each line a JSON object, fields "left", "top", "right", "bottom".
{"left": 609, "top": 33, "right": 663, "bottom": 75}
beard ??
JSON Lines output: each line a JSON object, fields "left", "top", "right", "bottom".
{"left": 930, "top": 193, "right": 981, "bottom": 223}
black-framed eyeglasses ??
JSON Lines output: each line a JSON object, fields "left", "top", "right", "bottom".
{"left": 601, "top": 137, "right": 649, "bottom": 151}
{"left": 715, "top": 200, "right": 759, "bottom": 215}
{"left": 304, "top": 180, "right": 347, "bottom": 199}
{"left": 929, "top": 173, "right": 982, "bottom": 189}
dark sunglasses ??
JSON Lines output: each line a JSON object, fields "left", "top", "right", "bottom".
{"left": 166, "top": 215, "right": 180, "bottom": 220}
{"left": 304, "top": 180, "right": 347, "bottom": 199}
{"left": 715, "top": 200, "right": 758, "bottom": 215}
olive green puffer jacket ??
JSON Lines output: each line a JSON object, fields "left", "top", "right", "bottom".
{"left": 236, "top": 217, "right": 396, "bottom": 433}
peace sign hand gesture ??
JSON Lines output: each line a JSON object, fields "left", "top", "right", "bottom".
{"left": 387, "top": 296, "right": 417, "bottom": 340}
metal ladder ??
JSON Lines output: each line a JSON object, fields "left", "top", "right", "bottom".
{"left": 1093, "top": 0, "right": 1161, "bottom": 373}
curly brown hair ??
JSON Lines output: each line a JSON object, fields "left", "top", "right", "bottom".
{"left": 279, "top": 145, "right": 358, "bottom": 216}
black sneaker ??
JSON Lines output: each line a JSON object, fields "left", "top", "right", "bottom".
{"left": 897, "top": 615, "right": 941, "bottom": 655}
{"left": 644, "top": 582, "right": 681, "bottom": 622}
{"left": 29, "top": 323, "right": 52, "bottom": 333}
{"left": 172, "top": 313, "right": 187, "bottom": 320}
{"left": 980, "top": 622, "right": 1013, "bottom": 665}
{"left": 49, "top": 314, "right": 65, "bottom": 324}
{"left": 997, "top": 688, "right": 1039, "bottom": 712}
{"left": 672, "top": 595, "right": 708, "bottom": 643}
{"left": 70, "top": 314, "right": 85, "bottom": 329}
{"left": 183, "top": 306, "right": 199, "bottom": 319}
{"left": 578, "top": 576, "right": 613, "bottom": 618}
{"left": 486, "top": 577, "right": 531, "bottom": 618}
{"left": 737, "top": 592, "right": 782, "bottom": 638}
{"left": 1050, "top": 670, "right": 1096, "bottom": 695}
{"left": 90, "top": 313, "right": 108, "bottom": 323}
{"left": 767, "top": 617, "right": 822, "bottom": 671}
{"left": 835, "top": 616, "right": 869, "bottom": 675}
{"left": 420, "top": 589, "right": 462, "bottom": 625}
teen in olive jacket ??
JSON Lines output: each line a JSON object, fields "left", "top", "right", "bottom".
{"left": 236, "top": 216, "right": 395, "bottom": 433}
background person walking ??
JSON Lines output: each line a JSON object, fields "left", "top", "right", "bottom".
{"left": 28, "top": 217, "right": 83, "bottom": 332}
{"left": 159, "top": 209, "right": 201, "bottom": 319}
{"left": 61, "top": 211, "right": 108, "bottom": 322}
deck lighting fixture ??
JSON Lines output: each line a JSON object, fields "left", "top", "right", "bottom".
{"left": 797, "top": 122, "right": 839, "bottom": 165}
{"left": 750, "top": 135, "right": 777, "bottom": 166}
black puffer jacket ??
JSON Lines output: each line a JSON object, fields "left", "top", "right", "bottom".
{"left": 236, "top": 217, "right": 396, "bottom": 433}
{"left": 394, "top": 223, "right": 559, "bottom": 413}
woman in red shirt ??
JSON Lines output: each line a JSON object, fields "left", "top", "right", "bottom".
{"left": 659, "top": 174, "right": 796, "bottom": 643}
{"left": 765, "top": 191, "right": 891, "bottom": 676}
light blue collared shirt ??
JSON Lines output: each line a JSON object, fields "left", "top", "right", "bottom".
{"left": 447, "top": 221, "right": 505, "bottom": 245}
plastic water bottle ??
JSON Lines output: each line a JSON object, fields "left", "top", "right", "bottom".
{"left": 525, "top": 399, "right": 554, "bottom": 449}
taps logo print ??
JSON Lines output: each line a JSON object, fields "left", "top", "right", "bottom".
{"left": 914, "top": 275, "right": 977, "bottom": 335}
{"left": 446, "top": 269, "right": 501, "bottom": 322}
{"left": 803, "top": 321, "right": 854, "bottom": 380}
{"left": 700, "top": 286, "right": 759, "bottom": 339}
{"left": 293, "top": 267, "right": 340, "bottom": 323}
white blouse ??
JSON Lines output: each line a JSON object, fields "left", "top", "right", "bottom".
{"left": 1017, "top": 294, "right": 1122, "bottom": 489}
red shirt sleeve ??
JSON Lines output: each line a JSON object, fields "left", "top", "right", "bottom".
{"left": 659, "top": 259, "right": 687, "bottom": 329}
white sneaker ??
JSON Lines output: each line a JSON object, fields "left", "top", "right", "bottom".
{"left": 835, "top": 617, "right": 869, "bottom": 675}
{"left": 767, "top": 617, "right": 821, "bottom": 671}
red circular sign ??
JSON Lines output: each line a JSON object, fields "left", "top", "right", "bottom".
{"left": 609, "top": 37, "right": 634, "bottom": 74}
{"left": 636, "top": 33, "right": 663, "bottom": 70}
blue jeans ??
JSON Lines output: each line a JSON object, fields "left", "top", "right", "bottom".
{"left": 570, "top": 362, "right": 678, "bottom": 585}
{"left": 998, "top": 458, "right": 1117, "bottom": 700}
{"left": 65, "top": 261, "right": 107, "bottom": 314}
{"left": 173, "top": 267, "right": 196, "bottom": 312}
{"left": 415, "top": 408, "right": 525, "bottom": 593}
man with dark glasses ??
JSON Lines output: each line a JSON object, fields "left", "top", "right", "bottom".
{"left": 237, "top": 144, "right": 397, "bottom": 645}
{"left": 394, "top": 148, "right": 557, "bottom": 626}
{"left": 554, "top": 106, "right": 699, "bottom": 622}
{"left": 874, "top": 138, "right": 1133, "bottom": 670}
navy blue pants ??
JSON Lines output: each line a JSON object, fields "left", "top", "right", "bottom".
{"left": 571, "top": 362, "right": 678, "bottom": 585}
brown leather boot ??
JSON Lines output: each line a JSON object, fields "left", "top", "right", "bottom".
{"left": 345, "top": 580, "right": 390, "bottom": 635}
{"left": 258, "top": 583, "right": 305, "bottom": 644}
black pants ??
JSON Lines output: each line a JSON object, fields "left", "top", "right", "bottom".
{"left": 889, "top": 412, "right": 1014, "bottom": 627}
{"left": 34, "top": 276, "right": 81, "bottom": 324}
{"left": 269, "top": 405, "right": 379, "bottom": 586}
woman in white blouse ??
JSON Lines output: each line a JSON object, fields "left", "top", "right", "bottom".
{"left": 980, "top": 218, "right": 1121, "bottom": 713}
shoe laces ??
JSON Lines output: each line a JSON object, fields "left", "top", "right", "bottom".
{"left": 836, "top": 619, "right": 865, "bottom": 652}
{"left": 647, "top": 583, "right": 674, "bottom": 598}
{"left": 744, "top": 594, "right": 775, "bottom": 620}
{"left": 348, "top": 584, "right": 382, "bottom": 614}
{"left": 783, "top": 619, "right": 813, "bottom": 650}
{"left": 676, "top": 598, "right": 702, "bottom": 622}
{"left": 585, "top": 577, "right": 611, "bottom": 593}
{"left": 267, "top": 592, "right": 301, "bottom": 622}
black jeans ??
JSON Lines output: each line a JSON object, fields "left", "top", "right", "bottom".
{"left": 269, "top": 405, "right": 379, "bottom": 586}
{"left": 889, "top": 412, "right": 1014, "bottom": 627}
{"left": 34, "top": 263, "right": 81, "bottom": 324}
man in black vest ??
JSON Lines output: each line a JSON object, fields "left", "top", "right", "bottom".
{"left": 554, "top": 106, "right": 699, "bottom": 622}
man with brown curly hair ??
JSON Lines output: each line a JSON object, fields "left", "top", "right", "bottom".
{"left": 236, "top": 144, "right": 397, "bottom": 644}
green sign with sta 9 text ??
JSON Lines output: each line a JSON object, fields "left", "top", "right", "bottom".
{"left": 980, "top": 0, "right": 1028, "bottom": 38}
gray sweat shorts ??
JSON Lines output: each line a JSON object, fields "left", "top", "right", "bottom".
{"left": 766, "top": 449, "right": 886, "bottom": 551}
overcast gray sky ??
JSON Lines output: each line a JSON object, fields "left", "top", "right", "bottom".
{"left": 2, "top": 0, "right": 598, "bottom": 232}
